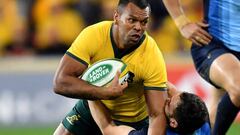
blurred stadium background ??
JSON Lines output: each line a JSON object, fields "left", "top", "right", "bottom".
{"left": 0, "top": 0, "right": 239, "bottom": 135}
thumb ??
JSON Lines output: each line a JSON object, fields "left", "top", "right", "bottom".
{"left": 112, "top": 70, "right": 121, "bottom": 84}
{"left": 121, "top": 81, "right": 128, "bottom": 89}
{"left": 197, "top": 22, "right": 209, "bottom": 27}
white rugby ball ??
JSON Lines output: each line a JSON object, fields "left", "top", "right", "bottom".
{"left": 81, "top": 58, "right": 128, "bottom": 87}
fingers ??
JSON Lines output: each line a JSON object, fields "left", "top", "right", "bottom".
{"left": 115, "top": 70, "right": 128, "bottom": 87}
{"left": 113, "top": 70, "right": 121, "bottom": 83}
{"left": 192, "top": 38, "right": 203, "bottom": 46}
{"left": 111, "top": 70, "right": 128, "bottom": 88}
{"left": 192, "top": 32, "right": 211, "bottom": 45}
{"left": 197, "top": 25, "right": 212, "bottom": 41}
{"left": 190, "top": 22, "right": 212, "bottom": 45}
{"left": 197, "top": 22, "right": 209, "bottom": 27}
{"left": 193, "top": 35, "right": 209, "bottom": 45}
{"left": 102, "top": 70, "right": 129, "bottom": 100}
{"left": 195, "top": 22, "right": 212, "bottom": 45}
{"left": 121, "top": 80, "right": 128, "bottom": 87}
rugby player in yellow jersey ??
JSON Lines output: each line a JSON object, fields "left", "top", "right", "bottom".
{"left": 53, "top": 0, "right": 168, "bottom": 135}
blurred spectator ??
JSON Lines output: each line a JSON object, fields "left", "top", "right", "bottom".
{"left": 148, "top": 0, "right": 169, "bottom": 30}
{"left": 32, "top": 0, "right": 84, "bottom": 55}
{"left": 76, "top": 0, "right": 102, "bottom": 26}
{"left": 100, "top": 0, "right": 118, "bottom": 20}
{"left": 0, "top": 0, "right": 203, "bottom": 56}
{"left": 0, "top": 0, "right": 32, "bottom": 56}
{"left": 4, "top": 20, "right": 34, "bottom": 56}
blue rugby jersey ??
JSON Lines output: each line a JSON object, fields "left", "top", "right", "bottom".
{"left": 166, "top": 122, "right": 211, "bottom": 135}
{"left": 128, "top": 122, "right": 211, "bottom": 135}
{"left": 204, "top": 0, "right": 240, "bottom": 51}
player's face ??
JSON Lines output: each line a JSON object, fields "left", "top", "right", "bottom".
{"left": 164, "top": 93, "right": 181, "bottom": 119}
{"left": 115, "top": 3, "right": 150, "bottom": 47}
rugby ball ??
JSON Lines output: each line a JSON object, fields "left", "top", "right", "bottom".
{"left": 81, "top": 58, "right": 129, "bottom": 87}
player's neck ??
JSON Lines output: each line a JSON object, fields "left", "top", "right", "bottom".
{"left": 112, "top": 25, "right": 125, "bottom": 49}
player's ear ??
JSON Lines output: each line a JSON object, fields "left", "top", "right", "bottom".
{"left": 114, "top": 10, "right": 119, "bottom": 25}
{"left": 169, "top": 118, "right": 178, "bottom": 128}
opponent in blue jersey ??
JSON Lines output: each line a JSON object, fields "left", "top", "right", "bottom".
{"left": 89, "top": 82, "right": 210, "bottom": 135}
{"left": 163, "top": 0, "right": 240, "bottom": 134}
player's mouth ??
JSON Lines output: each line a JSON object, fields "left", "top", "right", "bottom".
{"left": 130, "top": 34, "right": 141, "bottom": 41}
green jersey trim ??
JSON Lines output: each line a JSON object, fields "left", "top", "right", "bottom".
{"left": 144, "top": 86, "right": 167, "bottom": 91}
{"left": 66, "top": 51, "right": 89, "bottom": 66}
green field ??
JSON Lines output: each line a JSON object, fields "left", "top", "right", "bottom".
{"left": 0, "top": 123, "right": 239, "bottom": 135}
{"left": 226, "top": 123, "right": 240, "bottom": 135}
{"left": 0, "top": 125, "right": 56, "bottom": 135}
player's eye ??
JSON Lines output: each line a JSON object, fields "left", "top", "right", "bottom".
{"left": 128, "top": 18, "right": 135, "bottom": 23}
{"left": 141, "top": 19, "right": 148, "bottom": 26}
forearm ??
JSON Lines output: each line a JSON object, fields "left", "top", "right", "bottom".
{"left": 148, "top": 113, "right": 166, "bottom": 135}
{"left": 162, "top": 0, "right": 190, "bottom": 29}
{"left": 167, "top": 81, "right": 180, "bottom": 98}
{"left": 162, "top": 0, "right": 184, "bottom": 18}
{"left": 88, "top": 101, "right": 114, "bottom": 131}
{"left": 89, "top": 101, "right": 134, "bottom": 135}
{"left": 145, "top": 90, "right": 168, "bottom": 135}
{"left": 54, "top": 75, "right": 106, "bottom": 100}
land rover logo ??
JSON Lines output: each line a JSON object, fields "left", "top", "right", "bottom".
{"left": 87, "top": 64, "right": 112, "bottom": 83}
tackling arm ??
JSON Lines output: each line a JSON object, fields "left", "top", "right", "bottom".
{"left": 145, "top": 90, "right": 168, "bottom": 135}
{"left": 88, "top": 100, "right": 134, "bottom": 135}
{"left": 167, "top": 81, "right": 181, "bottom": 98}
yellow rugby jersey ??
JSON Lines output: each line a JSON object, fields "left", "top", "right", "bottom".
{"left": 67, "top": 21, "right": 167, "bottom": 122}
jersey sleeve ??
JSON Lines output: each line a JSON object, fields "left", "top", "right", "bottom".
{"left": 166, "top": 121, "right": 211, "bottom": 135}
{"left": 66, "top": 25, "right": 101, "bottom": 65}
{"left": 143, "top": 38, "right": 167, "bottom": 91}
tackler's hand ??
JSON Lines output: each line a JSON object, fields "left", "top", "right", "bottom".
{"left": 180, "top": 21, "right": 212, "bottom": 46}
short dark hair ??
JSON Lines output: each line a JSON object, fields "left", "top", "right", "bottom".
{"left": 169, "top": 92, "right": 209, "bottom": 134}
{"left": 117, "top": 0, "right": 149, "bottom": 9}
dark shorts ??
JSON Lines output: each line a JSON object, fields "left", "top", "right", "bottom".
{"left": 191, "top": 37, "right": 240, "bottom": 88}
{"left": 62, "top": 100, "right": 149, "bottom": 135}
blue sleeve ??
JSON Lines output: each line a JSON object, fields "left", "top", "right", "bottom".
{"left": 128, "top": 126, "right": 148, "bottom": 135}
{"left": 166, "top": 122, "right": 211, "bottom": 135}
{"left": 193, "top": 122, "right": 211, "bottom": 135}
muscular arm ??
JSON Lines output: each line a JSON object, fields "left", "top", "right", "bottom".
{"left": 53, "top": 54, "right": 127, "bottom": 100}
{"left": 88, "top": 100, "right": 134, "bottom": 135}
{"left": 162, "top": 0, "right": 212, "bottom": 45}
{"left": 162, "top": 0, "right": 184, "bottom": 19}
{"left": 145, "top": 90, "right": 168, "bottom": 135}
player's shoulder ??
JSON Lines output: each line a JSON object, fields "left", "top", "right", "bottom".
{"left": 85, "top": 21, "right": 113, "bottom": 31}
{"left": 143, "top": 33, "right": 159, "bottom": 49}
{"left": 140, "top": 33, "right": 163, "bottom": 58}
{"left": 78, "top": 21, "right": 112, "bottom": 42}
{"left": 144, "top": 32, "right": 156, "bottom": 42}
